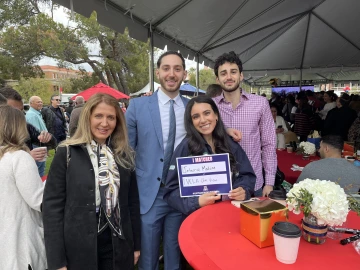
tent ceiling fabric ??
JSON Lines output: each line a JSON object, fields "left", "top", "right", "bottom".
{"left": 54, "top": 0, "right": 360, "bottom": 82}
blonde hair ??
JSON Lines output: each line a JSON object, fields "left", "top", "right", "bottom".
{"left": 0, "top": 105, "right": 29, "bottom": 158}
{"left": 61, "top": 93, "right": 134, "bottom": 169}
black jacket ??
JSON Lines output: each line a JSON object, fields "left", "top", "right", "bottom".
{"left": 43, "top": 144, "right": 140, "bottom": 270}
{"left": 323, "top": 106, "right": 357, "bottom": 140}
{"left": 163, "top": 136, "right": 256, "bottom": 216}
{"left": 41, "top": 106, "right": 67, "bottom": 136}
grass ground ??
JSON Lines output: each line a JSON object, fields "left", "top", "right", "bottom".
{"left": 45, "top": 149, "right": 55, "bottom": 175}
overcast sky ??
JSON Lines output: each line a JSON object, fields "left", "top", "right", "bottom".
{"left": 38, "top": 6, "right": 204, "bottom": 72}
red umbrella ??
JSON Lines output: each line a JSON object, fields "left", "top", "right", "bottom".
{"left": 70, "top": 82, "right": 130, "bottom": 101}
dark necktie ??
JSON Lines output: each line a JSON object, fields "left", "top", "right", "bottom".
{"left": 162, "top": 99, "right": 176, "bottom": 183}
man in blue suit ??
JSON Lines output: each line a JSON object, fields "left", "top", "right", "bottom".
{"left": 126, "top": 51, "right": 189, "bottom": 270}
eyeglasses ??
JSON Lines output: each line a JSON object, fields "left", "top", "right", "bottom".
{"left": 53, "top": 99, "right": 61, "bottom": 101}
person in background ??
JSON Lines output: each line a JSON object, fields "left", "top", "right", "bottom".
{"left": 317, "top": 91, "right": 337, "bottom": 120}
{"left": 164, "top": 96, "right": 256, "bottom": 216}
{"left": 269, "top": 92, "right": 282, "bottom": 111}
{"left": 212, "top": 51, "right": 277, "bottom": 197}
{"left": 26, "top": 96, "right": 47, "bottom": 132}
{"left": 0, "top": 87, "right": 56, "bottom": 162}
{"left": 323, "top": 93, "right": 357, "bottom": 141}
{"left": 69, "top": 96, "right": 85, "bottom": 137}
{"left": 0, "top": 105, "right": 46, "bottom": 270}
{"left": 294, "top": 93, "right": 315, "bottom": 142}
{"left": 43, "top": 93, "right": 140, "bottom": 270}
{"left": 206, "top": 84, "right": 223, "bottom": 98}
{"left": 306, "top": 90, "right": 323, "bottom": 112}
{"left": 26, "top": 95, "right": 50, "bottom": 176}
{"left": 65, "top": 99, "right": 74, "bottom": 116}
{"left": 282, "top": 95, "right": 296, "bottom": 123}
{"left": 297, "top": 135, "right": 359, "bottom": 193}
{"left": 42, "top": 95, "right": 67, "bottom": 143}
{"left": 348, "top": 114, "right": 360, "bottom": 143}
{"left": 271, "top": 105, "right": 288, "bottom": 149}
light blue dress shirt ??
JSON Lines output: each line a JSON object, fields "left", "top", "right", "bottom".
{"left": 25, "top": 107, "right": 48, "bottom": 132}
{"left": 157, "top": 89, "right": 186, "bottom": 151}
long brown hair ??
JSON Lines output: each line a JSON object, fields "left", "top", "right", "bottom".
{"left": 0, "top": 105, "right": 29, "bottom": 158}
{"left": 61, "top": 93, "right": 134, "bottom": 169}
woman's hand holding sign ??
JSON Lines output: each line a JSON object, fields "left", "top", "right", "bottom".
{"left": 199, "top": 192, "right": 221, "bottom": 207}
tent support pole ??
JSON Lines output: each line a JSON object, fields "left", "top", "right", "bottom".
{"left": 149, "top": 29, "right": 155, "bottom": 92}
{"left": 300, "top": 69, "right": 303, "bottom": 91}
{"left": 196, "top": 54, "right": 200, "bottom": 96}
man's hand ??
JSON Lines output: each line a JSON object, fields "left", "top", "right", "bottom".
{"left": 143, "top": 91, "right": 153, "bottom": 96}
{"left": 226, "top": 128, "right": 242, "bottom": 142}
{"left": 228, "top": 187, "right": 246, "bottom": 201}
{"left": 30, "top": 147, "right": 47, "bottom": 161}
{"left": 134, "top": 251, "right": 140, "bottom": 265}
{"left": 199, "top": 192, "right": 221, "bottom": 207}
{"left": 38, "top": 131, "right": 52, "bottom": 143}
{"left": 262, "top": 185, "right": 273, "bottom": 197}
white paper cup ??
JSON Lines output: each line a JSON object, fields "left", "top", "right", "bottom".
{"left": 36, "top": 147, "right": 48, "bottom": 162}
{"left": 272, "top": 222, "right": 301, "bottom": 264}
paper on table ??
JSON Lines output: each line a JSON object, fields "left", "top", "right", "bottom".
{"left": 291, "top": 164, "right": 304, "bottom": 171}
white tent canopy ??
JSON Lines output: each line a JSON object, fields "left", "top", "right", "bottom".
{"left": 54, "top": 0, "right": 360, "bottom": 82}
{"left": 130, "top": 82, "right": 161, "bottom": 96}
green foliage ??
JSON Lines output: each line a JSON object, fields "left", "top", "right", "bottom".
{"left": 287, "top": 188, "right": 313, "bottom": 217}
{"left": 13, "top": 78, "right": 52, "bottom": 103}
{"left": 187, "top": 68, "right": 216, "bottom": 90}
{"left": 60, "top": 71, "right": 100, "bottom": 93}
{"left": 1, "top": 2, "right": 151, "bottom": 95}
{"left": 347, "top": 196, "right": 360, "bottom": 216}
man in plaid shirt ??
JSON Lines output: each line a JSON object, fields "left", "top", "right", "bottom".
{"left": 213, "top": 52, "right": 277, "bottom": 197}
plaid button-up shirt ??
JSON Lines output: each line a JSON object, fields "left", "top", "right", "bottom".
{"left": 214, "top": 91, "right": 277, "bottom": 190}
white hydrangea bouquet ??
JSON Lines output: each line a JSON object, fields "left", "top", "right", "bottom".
{"left": 286, "top": 179, "right": 349, "bottom": 226}
{"left": 297, "top": 141, "right": 316, "bottom": 155}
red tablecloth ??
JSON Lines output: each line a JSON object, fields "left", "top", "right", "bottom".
{"left": 277, "top": 150, "right": 320, "bottom": 185}
{"left": 179, "top": 201, "right": 360, "bottom": 270}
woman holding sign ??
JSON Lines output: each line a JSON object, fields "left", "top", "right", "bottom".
{"left": 164, "top": 96, "right": 256, "bottom": 216}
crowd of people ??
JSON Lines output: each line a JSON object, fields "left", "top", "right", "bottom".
{"left": 0, "top": 50, "right": 359, "bottom": 270}
{"left": 268, "top": 90, "right": 359, "bottom": 145}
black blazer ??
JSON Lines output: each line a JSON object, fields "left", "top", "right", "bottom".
{"left": 43, "top": 144, "right": 140, "bottom": 270}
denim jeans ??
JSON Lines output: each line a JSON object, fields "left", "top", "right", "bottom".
{"left": 32, "top": 145, "right": 46, "bottom": 177}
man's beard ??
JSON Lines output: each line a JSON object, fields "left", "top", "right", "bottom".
{"left": 221, "top": 82, "right": 240, "bottom": 93}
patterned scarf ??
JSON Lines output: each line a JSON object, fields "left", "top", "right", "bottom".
{"left": 87, "top": 140, "right": 122, "bottom": 236}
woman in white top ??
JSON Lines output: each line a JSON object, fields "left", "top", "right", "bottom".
{"left": 0, "top": 105, "right": 46, "bottom": 270}
{"left": 271, "top": 105, "right": 288, "bottom": 149}
{"left": 317, "top": 91, "right": 337, "bottom": 120}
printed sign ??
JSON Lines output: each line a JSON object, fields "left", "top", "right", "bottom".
{"left": 176, "top": 154, "right": 232, "bottom": 197}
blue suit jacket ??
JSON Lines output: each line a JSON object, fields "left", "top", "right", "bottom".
{"left": 126, "top": 91, "right": 189, "bottom": 214}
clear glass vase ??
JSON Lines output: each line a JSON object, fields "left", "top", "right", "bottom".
{"left": 302, "top": 214, "right": 328, "bottom": 244}
{"left": 302, "top": 154, "right": 310, "bottom": 160}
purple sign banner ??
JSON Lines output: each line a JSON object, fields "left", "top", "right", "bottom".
{"left": 176, "top": 154, "right": 232, "bottom": 197}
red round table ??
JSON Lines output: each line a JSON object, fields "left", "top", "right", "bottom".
{"left": 179, "top": 201, "right": 360, "bottom": 270}
{"left": 277, "top": 150, "right": 320, "bottom": 185}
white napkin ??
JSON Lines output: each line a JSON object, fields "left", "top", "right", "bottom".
{"left": 291, "top": 164, "right": 304, "bottom": 171}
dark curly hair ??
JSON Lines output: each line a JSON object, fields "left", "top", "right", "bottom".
{"left": 214, "top": 51, "right": 243, "bottom": 77}
{"left": 184, "top": 95, "right": 237, "bottom": 173}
